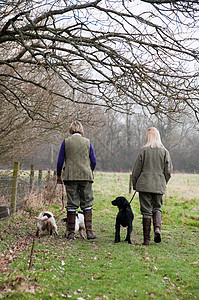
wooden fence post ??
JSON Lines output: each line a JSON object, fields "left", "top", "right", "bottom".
{"left": 47, "top": 170, "right": 51, "bottom": 182}
{"left": 10, "top": 161, "right": 19, "bottom": 216}
{"left": 38, "top": 170, "right": 42, "bottom": 191}
{"left": 30, "top": 164, "right": 35, "bottom": 191}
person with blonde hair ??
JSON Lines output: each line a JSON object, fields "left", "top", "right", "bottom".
{"left": 57, "top": 121, "right": 97, "bottom": 240}
{"left": 132, "top": 127, "right": 173, "bottom": 245}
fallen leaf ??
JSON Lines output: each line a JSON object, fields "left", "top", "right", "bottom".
{"left": 61, "top": 260, "right": 65, "bottom": 266}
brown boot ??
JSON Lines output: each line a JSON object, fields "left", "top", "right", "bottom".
{"left": 143, "top": 217, "right": 151, "bottom": 245}
{"left": 67, "top": 211, "right": 76, "bottom": 240}
{"left": 153, "top": 211, "right": 161, "bottom": 243}
{"left": 83, "top": 209, "right": 97, "bottom": 240}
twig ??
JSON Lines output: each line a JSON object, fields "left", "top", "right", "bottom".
{"left": 48, "top": 183, "right": 58, "bottom": 207}
{"left": 28, "top": 235, "right": 35, "bottom": 270}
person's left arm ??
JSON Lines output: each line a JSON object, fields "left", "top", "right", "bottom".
{"left": 164, "top": 150, "right": 173, "bottom": 183}
{"left": 89, "top": 142, "right": 97, "bottom": 171}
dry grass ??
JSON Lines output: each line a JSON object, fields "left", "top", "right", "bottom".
{"left": 23, "top": 181, "right": 67, "bottom": 216}
{"left": 166, "top": 173, "right": 199, "bottom": 200}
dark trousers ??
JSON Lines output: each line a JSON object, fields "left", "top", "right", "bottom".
{"left": 64, "top": 181, "right": 94, "bottom": 211}
{"left": 139, "top": 192, "right": 163, "bottom": 218}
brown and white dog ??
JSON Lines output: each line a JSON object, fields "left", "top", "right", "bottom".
{"left": 61, "top": 211, "right": 86, "bottom": 239}
{"left": 36, "top": 211, "right": 58, "bottom": 237}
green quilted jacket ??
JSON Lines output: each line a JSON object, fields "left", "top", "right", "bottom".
{"left": 132, "top": 146, "right": 173, "bottom": 194}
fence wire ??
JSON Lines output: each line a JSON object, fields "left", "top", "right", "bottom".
{"left": 0, "top": 168, "right": 58, "bottom": 220}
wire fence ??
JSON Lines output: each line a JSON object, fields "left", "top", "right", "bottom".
{"left": 0, "top": 162, "right": 60, "bottom": 220}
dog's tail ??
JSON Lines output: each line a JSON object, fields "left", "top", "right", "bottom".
{"left": 35, "top": 216, "right": 49, "bottom": 221}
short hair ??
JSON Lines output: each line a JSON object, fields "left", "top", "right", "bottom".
{"left": 145, "top": 127, "right": 163, "bottom": 148}
{"left": 69, "top": 121, "right": 84, "bottom": 135}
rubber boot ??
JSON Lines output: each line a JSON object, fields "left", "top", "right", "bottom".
{"left": 83, "top": 209, "right": 97, "bottom": 240}
{"left": 153, "top": 211, "right": 161, "bottom": 243}
{"left": 143, "top": 217, "right": 151, "bottom": 245}
{"left": 67, "top": 210, "right": 76, "bottom": 240}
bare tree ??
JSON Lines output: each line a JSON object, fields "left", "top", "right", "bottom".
{"left": 0, "top": 100, "right": 38, "bottom": 162}
{"left": 0, "top": 49, "right": 103, "bottom": 163}
{"left": 0, "top": 0, "right": 198, "bottom": 123}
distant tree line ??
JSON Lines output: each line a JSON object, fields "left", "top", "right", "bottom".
{"left": 13, "top": 110, "right": 199, "bottom": 174}
{"left": 88, "top": 112, "right": 199, "bottom": 173}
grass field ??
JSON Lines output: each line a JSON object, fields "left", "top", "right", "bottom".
{"left": 0, "top": 172, "right": 198, "bottom": 299}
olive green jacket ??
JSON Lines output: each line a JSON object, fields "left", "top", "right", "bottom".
{"left": 132, "top": 146, "right": 173, "bottom": 194}
{"left": 62, "top": 135, "right": 93, "bottom": 182}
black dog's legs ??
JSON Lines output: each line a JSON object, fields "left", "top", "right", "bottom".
{"left": 114, "top": 221, "right": 121, "bottom": 243}
{"left": 124, "top": 224, "right": 133, "bottom": 244}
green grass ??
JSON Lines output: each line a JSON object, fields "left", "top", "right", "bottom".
{"left": 0, "top": 172, "right": 198, "bottom": 299}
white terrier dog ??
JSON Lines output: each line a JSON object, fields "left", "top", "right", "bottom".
{"left": 61, "top": 212, "right": 86, "bottom": 239}
{"left": 36, "top": 211, "right": 58, "bottom": 237}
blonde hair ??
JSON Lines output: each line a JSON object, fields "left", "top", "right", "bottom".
{"left": 145, "top": 127, "right": 163, "bottom": 148}
{"left": 69, "top": 121, "right": 84, "bottom": 135}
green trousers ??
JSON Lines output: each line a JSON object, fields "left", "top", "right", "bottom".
{"left": 139, "top": 192, "right": 163, "bottom": 218}
{"left": 64, "top": 181, "right": 94, "bottom": 210}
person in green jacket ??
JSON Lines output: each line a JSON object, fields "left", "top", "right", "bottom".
{"left": 132, "top": 127, "right": 173, "bottom": 245}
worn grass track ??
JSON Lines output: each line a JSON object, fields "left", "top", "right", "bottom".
{"left": 0, "top": 172, "right": 198, "bottom": 299}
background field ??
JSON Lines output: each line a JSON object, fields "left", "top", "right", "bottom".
{"left": 0, "top": 172, "right": 199, "bottom": 299}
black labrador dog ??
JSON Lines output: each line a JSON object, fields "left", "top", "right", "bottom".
{"left": 111, "top": 196, "right": 134, "bottom": 244}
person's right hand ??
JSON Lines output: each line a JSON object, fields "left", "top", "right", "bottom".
{"left": 57, "top": 176, "right": 63, "bottom": 184}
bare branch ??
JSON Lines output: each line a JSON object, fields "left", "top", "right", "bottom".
{"left": 0, "top": 0, "right": 198, "bottom": 122}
